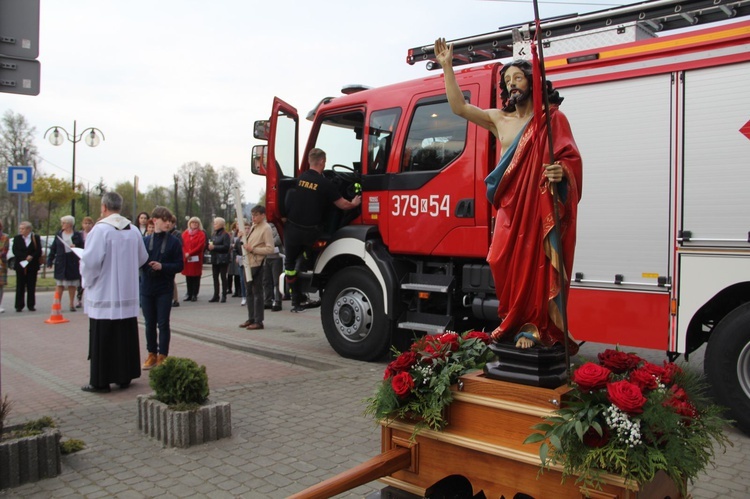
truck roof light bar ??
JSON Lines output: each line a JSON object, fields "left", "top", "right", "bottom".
{"left": 408, "top": 0, "right": 750, "bottom": 69}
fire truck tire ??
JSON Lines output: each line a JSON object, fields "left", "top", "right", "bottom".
{"left": 704, "top": 302, "right": 750, "bottom": 435}
{"left": 322, "top": 266, "right": 391, "bottom": 361}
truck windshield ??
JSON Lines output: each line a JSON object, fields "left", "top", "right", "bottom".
{"left": 314, "top": 111, "right": 365, "bottom": 174}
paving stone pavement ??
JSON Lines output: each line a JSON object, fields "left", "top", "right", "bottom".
{"left": 1, "top": 277, "right": 749, "bottom": 498}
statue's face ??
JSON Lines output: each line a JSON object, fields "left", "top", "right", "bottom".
{"left": 503, "top": 66, "right": 531, "bottom": 107}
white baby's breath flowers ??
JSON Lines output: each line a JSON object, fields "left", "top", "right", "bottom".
{"left": 605, "top": 405, "right": 642, "bottom": 448}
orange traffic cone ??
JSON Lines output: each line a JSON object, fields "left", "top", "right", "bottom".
{"left": 45, "top": 291, "right": 70, "bottom": 324}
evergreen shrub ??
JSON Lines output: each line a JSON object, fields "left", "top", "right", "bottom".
{"left": 149, "top": 357, "right": 209, "bottom": 407}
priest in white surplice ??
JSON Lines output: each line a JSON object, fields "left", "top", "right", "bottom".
{"left": 80, "top": 192, "right": 148, "bottom": 393}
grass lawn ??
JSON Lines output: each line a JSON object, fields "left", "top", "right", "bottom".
{"left": 5, "top": 274, "right": 57, "bottom": 289}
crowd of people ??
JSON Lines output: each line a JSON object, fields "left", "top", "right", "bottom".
{"left": 0, "top": 145, "right": 359, "bottom": 392}
{"left": 0, "top": 194, "right": 290, "bottom": 392}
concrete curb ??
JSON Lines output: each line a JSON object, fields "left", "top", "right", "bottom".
{"left": 136, "top": 395, "right": 232, "bottom": 448}
{"left": 0, "top": 426, "right": 61, "bottom": 490}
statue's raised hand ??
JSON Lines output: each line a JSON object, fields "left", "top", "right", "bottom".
{"left": 434, "top": 37, "right": 453, "bottom": 69}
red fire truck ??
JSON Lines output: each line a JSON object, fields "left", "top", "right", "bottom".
{"left": 251, "top": 0, "right": 750, "bottom": 432}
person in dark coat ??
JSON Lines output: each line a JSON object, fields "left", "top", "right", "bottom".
{"left": 47, "top": 215, "right": 85, "bottom": 312}
{"left": 140, "top": 206, "right": 184, "bottom": 369}
{"left": 12, "top": 221, "right": 42, "bottom": 312}
{"left": 208, "top": 217, "right": 231, "bottom": 302}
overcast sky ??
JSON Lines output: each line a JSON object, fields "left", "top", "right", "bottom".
{"left": 2, "top": 0, "right": 617, "bottom": 203}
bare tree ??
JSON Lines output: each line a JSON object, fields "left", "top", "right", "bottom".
{"left": 0, "top": 110, "right": 38, "bottom": 174}
{"left": 0, "top": 110, "right": 39, "bottom": 229}
{"left": 177, "top": 161, "right": 201, "bottom": 218}
{"left": 217, "top": 165, "right": 243, "bottom": 220}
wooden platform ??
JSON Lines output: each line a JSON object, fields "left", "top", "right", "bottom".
{"left": 379, "top": 371, "right": 682, "bottom": 498}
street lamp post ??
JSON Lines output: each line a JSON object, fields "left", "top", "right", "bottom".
{"left": 44, "top": 120, "right": 105, "bottom": 219}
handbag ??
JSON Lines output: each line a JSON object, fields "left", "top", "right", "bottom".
{"left": 214, "top": 253, "right": 230, "bottom": 265}
{"left": 32, "top": 235, "right": 46, "bottom": 265}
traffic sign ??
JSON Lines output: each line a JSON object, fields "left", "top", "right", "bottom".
{"left": 0, "top": 0, "right": 40, "bottom": 96}
{"left": 0, "top": 0, "right": 40, "bottom": 59}
{"left": 0, "top": 55, "right": 39, "bottom": 95}
{"left": 7, "top": 166, "right": 33, "bottom": 193}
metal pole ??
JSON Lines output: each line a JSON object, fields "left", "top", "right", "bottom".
{"left": 71, "top": 120, "right": 77, "bottom": 218}
{"left": 532, "top": 0, "right": 572, "bottom": 378}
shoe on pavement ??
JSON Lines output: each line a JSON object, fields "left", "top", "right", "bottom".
{"left": 0, "top": 307, "right": 4, "bottom": 313}
{"left": 142, "top": 352, "right": 158, "bottom": 370}
{"left": 220, "top": 296, "right": 226, "bottom": 303}
{"left": 291, "top": 306, "right": 305, "bottom": 313}
{"left": 81, "top": 384, "right": 111, "bottom": 393}
{"left": 183, "top": 294, "right": 191, "bottom": 301}
{"left": 172, "top": 300, "right": 180, "bottom": 307}
{"left": 209, "top": 296, "right": 219, "bottom": 303}
{"left": 239, "top": 320, "right": 253, "bottom": 328}
{"left": 69, "top": 306, "right": 77, "bottom": 312}
{"left": 241, "top": 298, "right": 247, "bottom": 305}
{"left": 76, "top": 302, "right": 83, "bottom": 308}
{"left": 246, "top": 323, "right": 264, "bottom": 330}
{"left": 28, "top": 307, "right": 35, "bottom": 311}
{"left": 156, "top": 354, "right": 167, "bottom": 366}
{"left": 191, "top": 296, "right": 197, "bottom": 302}
{"left": 272, "top": 303, "right": 282, "bottom": 312}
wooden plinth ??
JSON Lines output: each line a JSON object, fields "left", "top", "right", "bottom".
{"left": 379, "top": 371, "right": 682, "bottom": 499}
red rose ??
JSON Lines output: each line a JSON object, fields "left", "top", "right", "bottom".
{"left": 629, "top": 368, "right": 659, "bottom": 391}
{"left": 387, "top": 351, "right": 417, "bottom": 374}
{"left": 438, "top": 332, "right": 460, "bottom": 351}
{"left": 641, "top": 361, "right": 665, "bottom": 380}
{"left": 391, "top": 372, "right": 415, "bottom": 398}
{"left": 582, "top": 425, "right": 610, "bottom": 448}
{"left": 597, "top": 349, "right": 642, "bottom": 374}
{"left": 664, "top": 387, "right": 697, "bottom": 420}
{"left": 463, "top": 331, "right": 491, "bottom": 344}
{"left": 661, "top": 362, "right": 683, "bottom": 385}
{"left": 607, "top": 380, "right": 647, "bottom": 415}
{"left": 573, "top": 362, "right": 612, "bottom": 391}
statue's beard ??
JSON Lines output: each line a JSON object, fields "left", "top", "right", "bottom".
{"left": 502, "top": 88, "right": 531, "bottom": 112}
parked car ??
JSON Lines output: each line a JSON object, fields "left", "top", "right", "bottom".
{"left": 7, "top": 235, "right": 54, "bottom": 269}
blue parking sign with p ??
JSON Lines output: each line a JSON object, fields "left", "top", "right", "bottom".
{"left": 8, "top": 166, "right": 33, "bottom": 193}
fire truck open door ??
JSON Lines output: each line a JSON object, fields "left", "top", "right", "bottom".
{"left": 253, "top": 97, "right": 299, "bottom": 227}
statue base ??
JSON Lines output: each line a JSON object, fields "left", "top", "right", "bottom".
{"left": 483, "top": 341, "right": 568, "bottom": 388}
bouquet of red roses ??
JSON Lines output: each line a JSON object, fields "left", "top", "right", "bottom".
{"left": 365, "top": 331, "right": 494, "bottom": 432}
{"left": 524, "top": 348, "right": 730, "bottom": 494}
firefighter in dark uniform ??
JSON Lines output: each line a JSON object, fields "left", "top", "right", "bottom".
{"left": 284, "top": 147, "right": 361, "bottom": 312}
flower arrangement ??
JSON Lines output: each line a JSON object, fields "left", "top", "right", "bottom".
{"left": 524, "top": 348, "right": 731, "bottom": 495}
{"left": 365, "top": 331, "right": 494, "bottom": 432}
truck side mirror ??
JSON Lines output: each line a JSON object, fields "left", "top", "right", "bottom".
{"left": 251, "top": 145, "right": 268, "bottom": 175}
{"left": 253, "top": 120, "right": 270, "bottom": 140}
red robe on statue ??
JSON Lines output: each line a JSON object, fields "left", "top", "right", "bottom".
{"left": 487, "top": 105, "right": 582, "bottom": 354}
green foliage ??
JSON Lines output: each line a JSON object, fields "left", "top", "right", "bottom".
{"left": 365, "top": 331, "right": 495, "bottom": 435}
{"left": 22, "top": 416, "right": 56, "bottom": 435}
{"left": 60, "top": 438, "right": 85, "bottom": 454}
{"left": 2, "top": 415, "right": 56, "bottom": 441}
{"left": 0, "top": 395, "right": 13, "bottom": 436}
{"left": 524, "top": 350, "right": 732, "bottom": 495}
{"left": 149, "top": 357, "right": 210, "bottom": 406}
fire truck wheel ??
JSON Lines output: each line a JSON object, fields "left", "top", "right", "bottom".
{"left": 321, "top": 266, "right": 391, "bottom": 361}
{"left": 705, "top": 302, "right": 750, "bottom": 435}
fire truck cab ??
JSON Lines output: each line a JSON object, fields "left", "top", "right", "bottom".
{"left": 252, "top": 0, "right": 750, "bottom": 433}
